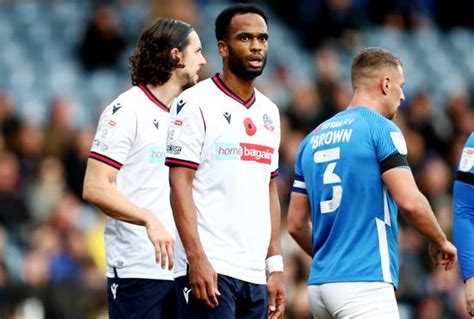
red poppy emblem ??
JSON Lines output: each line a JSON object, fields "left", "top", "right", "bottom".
{"left": 244, "top": 118, "right": 257, "bottom": 136}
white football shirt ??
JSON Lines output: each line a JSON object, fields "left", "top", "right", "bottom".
{"left": 90, "top": 84, "right": 175, "bottom": 280}
{"left": 165, "top": 74, "right": 280, "bottom": 284}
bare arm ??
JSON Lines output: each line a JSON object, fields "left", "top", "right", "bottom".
{"left": 169, "top": 166, "right": 219, "bottom": 308}
{"left": 83, "top": 159, "right": 149, "bottom": 224}
{"left": 383, "top": 167, "right": 457, "bottom": 269}
{"left": 266, "top": 178, "right": 286, "bottom": 319}
{"left": 83, "top": 158, "right": 174, "bottom": 269}
{"left": 287, "top": 192, "right": 312, "bottom": 256}
{"left": 267, "top": 178, "right": 282, "bottom": 259}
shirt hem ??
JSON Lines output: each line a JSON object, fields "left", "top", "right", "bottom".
{"left": 174, "top": 263, "right": 266, "bottom": 285}
{"left": 308, "top": 276, "right": 396, "bottom": 287}
{"left": 106, "top": 270, "right": 174, "bottom": 281}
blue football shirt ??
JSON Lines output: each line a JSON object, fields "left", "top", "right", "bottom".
{"left": 453, "top": 132, "right": 474, "bottom": 281}
{"left": 293, "top": 107, "right": 409, "bottom": 287}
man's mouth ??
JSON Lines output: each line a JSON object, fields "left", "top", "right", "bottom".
{"left": 248, "top": 55, "right": 264, "bottom": 68}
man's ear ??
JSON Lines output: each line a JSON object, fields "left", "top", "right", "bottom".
{"left": 170, "top": 47, "right": 181, "bottom": 63}
{"left": 170, "top": 47, "right": 185, "bottom": 67}
{"left": 217, "top": 40, "right": 228, "bottom": 58}
{"left": 381, "top": 76, "right": 391, "bottom": 95}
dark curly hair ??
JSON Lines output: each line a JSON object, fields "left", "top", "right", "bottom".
{"left": 215, "top": 4, "right": 268, "bottom": 42}
{"left": 130, "top": 18, "right": 193, "bottom": 86}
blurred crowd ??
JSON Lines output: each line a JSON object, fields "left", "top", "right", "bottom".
{"left": 0, "top": 0, "right": 473, "bottom": 318}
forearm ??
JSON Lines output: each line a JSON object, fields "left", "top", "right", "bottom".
{"left": 287, "top": 192, "right": 313, "bottom": 256}
{"left": 290, "top": 222, "right": 312, "bottom": 256}
{"left": 401, "top": 193, "right": 446, "bottom": 246}
{"left": 383, "top": 168, "right": 447, "bottom": 246}
{"left": 169, "top": 168, "right": 207, "bottom": 262}
{"left": 267, "top": 179, "right": 282, "bottom": 258}
{"left": 83, "top": 176, "right": 150, "bottom": 226}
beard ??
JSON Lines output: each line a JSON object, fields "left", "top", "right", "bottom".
{"left": 179, "top": 69, "right": 198, "bottom": 91}
{"left": 227, "top": 45, "right": 266, "bottom": 81}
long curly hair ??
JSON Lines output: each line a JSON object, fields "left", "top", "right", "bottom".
{"left": 129, "top": 18, "right": 193, "bottom": 86}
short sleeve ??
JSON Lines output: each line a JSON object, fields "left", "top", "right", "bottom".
{"left": 291, "top": 135, "right": 310, "bottom": 195}
{"left": 270, "top": 111, "right": 281, "bottom": 178}
{"left": 370, "top": 115, "right": 409, "bottom": 173}
{"left": 453, "top": 134, "right": 474, "bottom": 280}
{"left": 457, "top": 133, "right": 474, "bottom": 174}
{"left": 89, "top": 101, "right": 136, "bottom": 169}
{"left": 165, "top": 95, "right": 205, "bottom": 170}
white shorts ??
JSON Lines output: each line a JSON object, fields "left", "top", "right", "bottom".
{"left": 307, "top": 282, "right": 399, "bottom": 319}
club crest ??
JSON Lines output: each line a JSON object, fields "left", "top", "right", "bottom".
{"left": 263, "top": 114, "right": 274, "bottom": 132}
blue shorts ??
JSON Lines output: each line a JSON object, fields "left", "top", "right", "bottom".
{"left": 175, "top": 273, "right": 268, "bottom": 319}
{"left": 107, "top": 276, "right": 176, "bottom": 319}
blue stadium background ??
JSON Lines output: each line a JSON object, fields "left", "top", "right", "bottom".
{"left": 0, "top": 0, "right": 472, "bottom": 318}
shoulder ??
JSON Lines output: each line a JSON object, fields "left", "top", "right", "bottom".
{"left": 255, "top": 89, "right": 277, "bottom": 108}
{"left": 111, "top": 86, "right": 141, "bottom": 112}
{"left": 255, "top": 89, "right": 279, "bottom": 117}
{"left": 357, "top": 107, "right": 400, "bottom": 131}
{"left": 169, "top": 79, "right": 214, "bottom": 116}
{"left": 178, "top": 78, "right": 214, "bottom": 101}
{"left": 298, "top": 130, "right": 315, "bottom": 152}
{"left": 465, "top": 132, "right": 474, "bottom": 147}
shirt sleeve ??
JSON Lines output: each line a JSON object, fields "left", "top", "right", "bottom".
{"left": 371, "top": 115, "right": 409, "bottom": 173}
{"left": 453, "top": 133, "right": 474, "bottom": 281}
{"left": 270, "top": 110, "right": 281, "bottom": 178}
{"left": 291, "top": 135, "right": 310, "bottom": 195}
{"left": 165, "top": 94, "right": 205, "bottom": 170}
{"left": 89, "top": 101, "right": 136, "bottom": 170}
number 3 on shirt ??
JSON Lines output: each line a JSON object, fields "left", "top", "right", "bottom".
{"left": 314, "top": 147, "right": 342, "bottom": 213}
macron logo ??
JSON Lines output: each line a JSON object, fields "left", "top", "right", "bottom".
{"left": 183, "top": 287, "right": 192, "bottom": 304}
{"left": 176, "top": 100, "right": 186, "bottom": 114}
{"left": 111, "top": 283, "right": 119, "bottom": 300}
{"left": 223, "top": 112, "right": 232, "bottom": 124}
{"left": 112, "top": 103, "right": 122, "bottom": 115}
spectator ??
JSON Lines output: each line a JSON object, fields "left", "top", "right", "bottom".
{"left": 78, "top": 5, "right": 127, "bottom": 72}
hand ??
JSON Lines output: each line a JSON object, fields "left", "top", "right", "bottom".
{"left": 428, "top": 240, "right": 457, "bottom": 271}
{"left": 144, "top": 211, "right": 175, "bottom": 270}
{"left": 466, "top": 278, "right": 474, "bottom": 316}
{"left": 267, "top": 271, "right": 286, "bottom": 319}
{"left": 188, "top": 256, "right": 220, "bottom": 308}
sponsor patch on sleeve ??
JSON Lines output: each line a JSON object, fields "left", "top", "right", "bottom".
{"left": 167, "top": 119, "right": 183, "bottom": 143}
{"left": 459, "top": 147, "right": 474, "bottom": 172}
{"left": 93, "top": 139, "right": 109, "bottom": 152}
{"left": 389, "top": 131, "right": 407, "bottom": 155}
{"left": 97, "top": 115, "right": 117, "bottom": 142}
{"left": 167, "top": 145, "right": 182, "bottom": 155}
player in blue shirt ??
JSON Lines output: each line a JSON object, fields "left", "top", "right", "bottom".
{"left": 288, "top": 47, "right": 457, "bottom": 319}
{"left": 453, "top": 132, "right": 474, "bottom": 317}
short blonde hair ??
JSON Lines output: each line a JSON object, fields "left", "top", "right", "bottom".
{"left": 351, "top": 47, "right": 402, "bottom": 87}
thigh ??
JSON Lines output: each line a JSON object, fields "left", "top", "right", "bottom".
{"left": 107, "top": 277, "right": 176, "bottom": 319}
{"left": 322, "top": 282, "right": 399, "bottom": 319}
{"left": 307, "top": 285, "right": 332, "bottom": 319}
{"left": 236, "top": 281, "right": 268, "bottom": 319}
{"left": 175, "top": 274, "right": 236, "bottom": 319}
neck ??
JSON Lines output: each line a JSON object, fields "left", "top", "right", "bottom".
{"left": 348, "top": 89, "right": 385, "bottom": 116}
{"left": 220, "top": 66, "right": 255, "bottom": 101}
{"left": 146, "top": 80, "right": 183, "bottom": 108}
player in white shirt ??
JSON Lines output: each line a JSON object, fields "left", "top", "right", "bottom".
{"left": 83, "top": 18, "right": 206, "bottom": 319}
{"left": 166, "top": 4, "right": 285, "bottom": 319}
